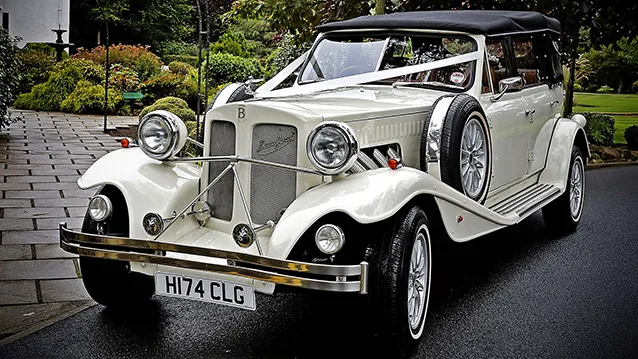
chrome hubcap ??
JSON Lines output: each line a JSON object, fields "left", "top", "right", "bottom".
{"left": 407, "top": 227, "right": 429, "bottom": 331}
{"left": 461, "top": 117, "right": 487, "bottom": 199}
{"left": 569, "top": 158, "right": 584, "bottom": 219}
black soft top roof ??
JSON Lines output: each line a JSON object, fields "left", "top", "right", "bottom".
{"left": 317, "top": 10, "right": 561, "bottom": 36}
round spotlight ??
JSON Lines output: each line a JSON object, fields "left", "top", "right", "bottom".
{"left": 143, "top": 213, "right": 164, "bottom": 236}
{"left": 88, "top": 195, "right": 112, "bottom": 222}
{"left": 315, "top": 224, "right": 345, "bottom": 255}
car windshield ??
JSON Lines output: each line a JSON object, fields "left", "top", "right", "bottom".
{"left": 300, "top": 33, "right": 477, "bottom": 90}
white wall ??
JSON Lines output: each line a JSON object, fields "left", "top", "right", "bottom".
{"left": 0, "top": 0, "right": 70, "bottom": 48}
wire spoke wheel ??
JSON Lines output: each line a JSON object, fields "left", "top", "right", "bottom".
{"left": 569, "top": 157, "right": 584, "bottom": 219}
{"left": 407, "top": 225, "right": 429, "bottom": 331}
{"left": 460, "top": 117, "right": 488, "bottom": 199}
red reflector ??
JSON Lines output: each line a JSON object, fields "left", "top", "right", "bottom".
{"left": 121, "top": 138, "right": 129, "bottom": 148}
{"left": 388, "top": 158, "right": 398, "bottom": 170}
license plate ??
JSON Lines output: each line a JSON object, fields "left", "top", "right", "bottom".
{"left": 155, "top": 272, "right": 256, "bottom": 311}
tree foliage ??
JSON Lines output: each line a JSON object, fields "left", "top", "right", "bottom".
{"left": 0, "top": 29, "right": 21, "bottom": 131}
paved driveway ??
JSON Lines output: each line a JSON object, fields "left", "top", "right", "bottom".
{"left": 0, "top": 110, "right": 137, "bottom": 340}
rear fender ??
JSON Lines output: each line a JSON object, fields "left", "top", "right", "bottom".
{"left": 269, "top": 167, "right": 517, "bottom": 258}
{"left": 539, "top": 115, "right": 589, "bottom": 192}
{"left": 77, "top": 148, "right": 202, "bottom": 238}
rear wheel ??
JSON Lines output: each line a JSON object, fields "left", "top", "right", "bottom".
{"left": 79, "top": 187, "right": 154, "bottom": 308}
{"left": 366, "top": 206, "right": 432, "bottom": 357}
{"left": 542, "top": 146, "right": 585, "bottom": 234}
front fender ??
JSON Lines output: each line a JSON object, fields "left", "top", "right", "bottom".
{"left": 539, "top": 115, "right": 589, "bottom": 192}
{"left": 269, "top": 167, "right": 516, "bottom": 258}
{"left": 77, "top": 148, "right": 202, "bottom": 238}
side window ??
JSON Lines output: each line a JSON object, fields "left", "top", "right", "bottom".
{"left": 486, "top": 38, "right": 510, "bottom": 92}
{"left": 481, "top": 58, "right": 492, "bottom": 94}
{"left": 512, "top": 35, "right": 542, "bottom": 87}
{"left": 543, "top": 33, "right": 563, "bottom": 84}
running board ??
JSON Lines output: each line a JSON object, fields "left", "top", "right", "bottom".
{"left": 489, "top": 183, "right": 560, "bottom": 218}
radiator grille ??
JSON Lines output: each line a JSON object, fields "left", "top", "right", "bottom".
{"left": 207, "top": 121, "right": 235, "bottom": 221}
{"left": 250, "top": 124, "right": 298, "bottom": 224}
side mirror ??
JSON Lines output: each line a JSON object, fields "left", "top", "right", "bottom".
{"left": 490, "top": 76, "right": 524, "bottom": 102}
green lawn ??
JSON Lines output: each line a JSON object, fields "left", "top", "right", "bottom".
{"left": 573, "top": 93, "right": 638, "bottom": 144}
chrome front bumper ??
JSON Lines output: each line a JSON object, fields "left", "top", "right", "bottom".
{"left": 59, "top": 223, "right": 369, "bottom": 294}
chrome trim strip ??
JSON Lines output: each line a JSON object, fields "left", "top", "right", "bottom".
{"left": 60, "top": 224, "right": 366, "bottom": 293}
{"left": 186, "top": 137, "right": 204, "bottom": 149}
{"left": 426, "top": 96, "right": 455, "bottom": 180}
{"left": 166, "top": 155, "right": 321, "bottom": 176}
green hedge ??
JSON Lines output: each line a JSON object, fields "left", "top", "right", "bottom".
{"left": 164, "top": 55, "right": 198, "bottom": 67}
{"left": 201, "top": 53, "right": 262, "bottom": 86}
{"left": 60, "top": 80, "right": 124, "bottom": 115}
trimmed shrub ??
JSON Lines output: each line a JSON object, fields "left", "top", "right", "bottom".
{"left": 74, "top": 44, "right": 162, "bottom": 81}
{"left": 139, "top": 96, "right": 196, "bottom": 123}
{"left": 625, "top": 125, "right": 638, "bottom": 150}
{"left": 583, "top": 112, "right": 616, "bottom": 146}
{"left": 202, "top": 53, "right": 262, "bottom": 86}
{"left": 164, "top": 55, "right": 198, "bottom": 67}
{"left": 155, "top": 40, "right": 199, "bottom": 59}
{"left": 14, "top": 58, "right": 104, "bottom": 111}
{"left": 168, "top": 61, "right": 195, "bottom": 76}
{"left": 60, "top": 80, "right": 123, "bottom": 115}
{"left": 596, "top": 85, "right": 614, "bottom": 94}
{"left": 108, "top": 64, "right": 141, "bottom": 92}
{"left": 141, "top": 73, "right": 198, "bottom": 109}
{"left": 17, "top": 49, "right": 55, "bottom": 94}
{"left": 22, "top": 42, "right": 69, "bottom": 59}
{"left": 0, "top": 29, "right": 21, "bottom": 131}
{"left": 573, "top": 83, "right": 583, "bottom": 92}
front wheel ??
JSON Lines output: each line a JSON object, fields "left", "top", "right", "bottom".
{"left": 542, "top": 146, "right": 585, "bottom": 234}
{"left": 367, "top": 206, "right": 432, "bottom": 356}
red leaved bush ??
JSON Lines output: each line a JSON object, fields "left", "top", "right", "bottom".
{"left": 73, "top": 44, "right": 163, "bottom": 81}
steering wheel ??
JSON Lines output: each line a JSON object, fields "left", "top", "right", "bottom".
{"left": 337, "top": 66, "right": 369, "bottom": 78}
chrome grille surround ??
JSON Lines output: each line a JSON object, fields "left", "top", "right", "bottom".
{"left": 250, "top": 124, "right": 298, "bottom": 224}
{"left": 207, "top": 121, "right": 236, "bottom": 221}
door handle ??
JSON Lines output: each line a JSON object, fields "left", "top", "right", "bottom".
{"left": 548, "top": 100, "right": 560, "bottom": 107}
{"left": 525, "top": 109, "right": 536, "bottom": 116}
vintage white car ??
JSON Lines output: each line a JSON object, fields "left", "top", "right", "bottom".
{"left": 60, "top": 10, "right": 588, "bottom": 355}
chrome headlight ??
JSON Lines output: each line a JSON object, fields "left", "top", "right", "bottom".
{"left": 88, "top": 195, "right": 112, "bottom": 222}
{"left": 138, "top": 110, "right": 188, "bottom": 160}
{"left": 306, "top": 121, "right": 358, "bottom": 175}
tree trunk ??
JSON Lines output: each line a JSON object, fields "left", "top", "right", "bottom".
{"left": 563, "top": 44, "right": 578, "bottom": 117}
{"left": 375, "top": 0, "right": 385, "bottom": 15}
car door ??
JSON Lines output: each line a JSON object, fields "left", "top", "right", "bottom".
{"left": 481, "top": 37, "right": 531, "bottom": 190}
{"left": 511, "top": 33, "right": 558, "bottom": 175}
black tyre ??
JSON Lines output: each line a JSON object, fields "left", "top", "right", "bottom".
{"left": 422, "top": 94, "right": 492, "bottom": 203}
{"left": 207, "top": 83, "right": 258, "bottom": 111}
{"left": 366, "top": 206, "right": 432, "bottom": 357}
{"left": 542, "top": 146, "right": 585, "bottom": 234}
{"left": 79, "top": 187, "right": 154, "bottom": 308}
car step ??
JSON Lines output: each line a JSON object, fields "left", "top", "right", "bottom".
{"left": 489, "top": 183, "right": 560, "bottom": 217}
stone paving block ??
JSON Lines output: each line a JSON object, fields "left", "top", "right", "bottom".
{"left": 1, "top": 169, "right": 29, "bottom": 176}
{"left": 0, "top": 281, "right": 38, "bottom": 305}
{"left": 0, "top": 301, "right": 91, "bottom": 336}
{"left": 0, "top": 218, "right": 35, "bottom": 231}
{"left": 0, "top": 199, "right": 32, "bottom": 208}
{"left": 33, "top": 182, "right": 80, "bottom": 190}
{"left": 66, "top": 207, "right": 88, "bottom": 218}
{"left": 37, "top": 217, "right": 83, "bottom": 230}
{"left": 5, "top": 190, "right": 61, "bottom": 199}
{"left": 34, "top": 198, "right": 87, "bottom": 208}
{"left": 2, "top": 230, "right": 59, "bottom": 244}
{"left": 0, "top": 245, "right": 32, "bottom": 260}
{"left": 5, "top": 164, "right": 50, "bottom": 170}
{"left": 6, "top": 175, "right": 57, "bottom": 183}
{"left": 4, "top": 207, "right": 66, "bottom": 218}
{"left": 56, "top": 176, "right": 81, "bottom": 183}
{"left": 0, "top": 182, "right": 31, "bottom": 191}
{"left": 35, "top": 244, "right": 78, "bottom": 259}
{"left": 30, "top": 168, "right": 82, "bottom": 176}
{"left": 40, "top": 279, "right": 91, "bottom": 303}
{"left": 61, "top": 189, "right": 93, "bottom": 198}
{"left": 0, "top": 259, "right": 77, "bottom": 280}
